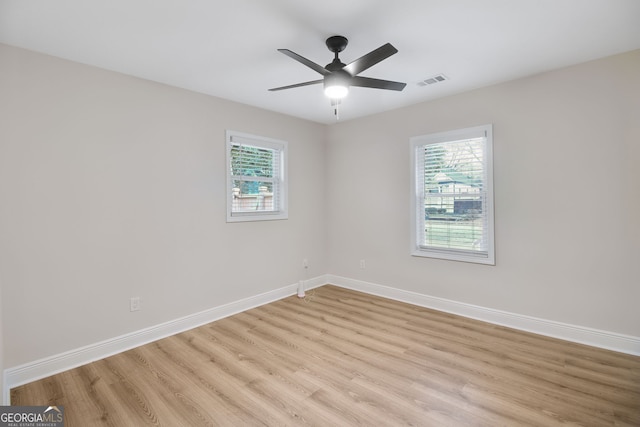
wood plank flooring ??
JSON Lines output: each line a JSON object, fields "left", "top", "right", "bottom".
{"left": 11, "top": 285, "right": 640, "bottom": 426}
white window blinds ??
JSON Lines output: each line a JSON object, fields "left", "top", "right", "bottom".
{"left": 226, "top": 131, "right": 288, "bottom": 222}
{"left": 411, "top": 125, "right": 494, "bottom": 264}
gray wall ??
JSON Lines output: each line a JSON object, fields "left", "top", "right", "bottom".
{"left": 0, "top": 274, "right": 4, "bottom": 393}
{"left": 326, "top": 49, "right": 640, "bottom": 336}
{"left": 0, "top": 44, "right": 327, "bottom": 368}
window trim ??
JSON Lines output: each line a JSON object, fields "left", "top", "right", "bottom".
{"left": 226, "top": 130, "right": 288, "bottom": 222}
{"left": 410, "top": 124, "right": 495, "bottom": 265}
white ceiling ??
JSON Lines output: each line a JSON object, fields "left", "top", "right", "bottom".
{"left": 1, "top": 0, "right": 639, "bottom": 124}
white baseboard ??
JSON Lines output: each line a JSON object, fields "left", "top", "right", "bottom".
{"left": 5, "top": 274, "right": 638, "bottom": 404}
{"left": 2, "top": 275, "right": 327, "bottom": 404}
{"left": 326, "top": 275, "right": 640, "bottom": 357}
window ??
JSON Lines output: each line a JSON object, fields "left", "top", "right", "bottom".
{"left": 226, "top": 131, "right": 288, "bottom": 222}
{"left": 410, "top": 124, "right": 494, "bottom": 264}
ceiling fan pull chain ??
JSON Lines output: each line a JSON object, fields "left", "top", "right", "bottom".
{"left": 331, "top": 99, "right": 340, "bottom": 121}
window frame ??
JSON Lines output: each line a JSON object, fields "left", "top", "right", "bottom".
{"left": 410, "top": 124, "right": 495, "bottom": 265}
{"left": 226, "top": 130, "right": 288, "bottom": 222}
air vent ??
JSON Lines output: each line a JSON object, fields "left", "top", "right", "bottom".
{"left": 417, "top": 74, "right": 448, "bottom": 86}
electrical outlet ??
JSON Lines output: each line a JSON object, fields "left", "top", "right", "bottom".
{"left": 303, "top": 258, "right": 309, "bottom": 268}
{"left": 360, "top": 259, "right": 366, "bottom": 269}
{"left": 130, "top": 297, "right": 140, "bottom": 312}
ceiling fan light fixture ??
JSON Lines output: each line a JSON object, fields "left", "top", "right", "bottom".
{"left": 324, "top": 84, "right": 349, "bottom": 99}
{"left": 323, "top": 71, "right": 350, "bottom": 99}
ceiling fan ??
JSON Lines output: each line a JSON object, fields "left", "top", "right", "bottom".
{"left": 269, "top": 35, "right": 406, "bottom": 100}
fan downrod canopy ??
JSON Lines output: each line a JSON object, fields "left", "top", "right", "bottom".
{"left": 326, "top": 35, "right": 348, "bottom": 54}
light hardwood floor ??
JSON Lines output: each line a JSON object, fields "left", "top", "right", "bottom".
{"left": 11, "top": 285, "right": 640, "bottom": 426}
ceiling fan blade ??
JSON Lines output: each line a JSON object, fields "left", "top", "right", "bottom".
{"left": 268, "top": 79, "right": 323, "bottom": 91}
{"left": 343, "top": 43, "right": 398, "bottom": 76}
{"left": 350, "top": 76, "right": 406, "bottom": 91}
{"left": 278, "top": 49, "right": 330, "bottom": 76}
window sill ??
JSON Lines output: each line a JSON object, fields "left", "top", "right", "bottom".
{"left": 411, "top": 248, "right": 495, "bottom": 265}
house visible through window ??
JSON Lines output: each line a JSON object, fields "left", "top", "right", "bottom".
{"left": 226, "top": 131, "right": 288, "bottom": 222}
{"left": 410, "top": 124, "right": 494, "bottom": 264}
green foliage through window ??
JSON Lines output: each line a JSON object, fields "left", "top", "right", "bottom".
{"left": 230, "top": 145, "right": 275, "bottom": 195}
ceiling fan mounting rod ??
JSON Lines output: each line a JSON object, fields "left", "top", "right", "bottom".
{"left": 325, "top": 36, "right": 348, "bottom": 72}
